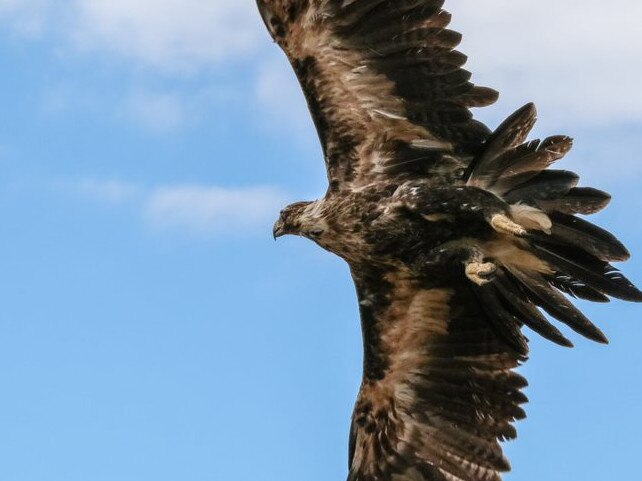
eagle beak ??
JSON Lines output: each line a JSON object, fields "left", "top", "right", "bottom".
{"left": 273, "top": 219, "right": 285, "bottom": 240}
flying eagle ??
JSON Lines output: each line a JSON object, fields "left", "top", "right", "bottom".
{"left": 257, "top": 1, "right": 642, "bottom": 480}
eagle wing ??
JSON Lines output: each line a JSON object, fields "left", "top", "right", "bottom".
{"left": 349, "top": 269, "right": 526, "bottom": 481}
{"left": 349, "top": 239, "right": 641, "bottom": 481}
{"left": 272, "top": 0, "right": 497, "bottom": 190}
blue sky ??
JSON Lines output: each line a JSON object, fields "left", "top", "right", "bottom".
{"left": 0, "top": 1, "right": 640, "bottom": 480}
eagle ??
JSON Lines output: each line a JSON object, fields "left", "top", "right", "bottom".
{"left": 256, "top": 1, "right": 642, "bottom": 480}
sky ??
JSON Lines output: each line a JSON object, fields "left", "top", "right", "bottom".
{"left": 0, "top": 1, "right": 640, "bottom": 480}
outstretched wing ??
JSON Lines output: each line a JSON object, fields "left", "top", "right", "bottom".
{"left": 349, "top": 270, "right": 526, "bottom": 481}
{"left": 264, "top": 0, "right": 497, "bottom": 190}
{"left": 346, "top": 101, "right": 642, "bottom": 481}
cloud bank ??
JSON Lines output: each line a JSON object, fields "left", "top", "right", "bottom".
{"left": 253, "top": 1, "right": 642, "bottom": 131}
{"left": 0, "top": 0, "right": 50, "bottom": 37}
{"left": 0, "top": 0, "right": 260, "bottom": 69}
{"left": 73, "top": 179, "right": 286, "bottom": 238}
{"left": 73, "top": 178, "right": 140, "bottom": 205}
{"left": 125, "top": 91, "right": 186, "bottom": 133}
{"left": 72, "top": 0, "right": 260, "bottom": 72}
{"left": 145, "top": 185, "right": 285, "bottom": 235}
{"left": 450, "top": 0, "right": 642, "bottom": 125}
{"left": 2, "top": 1, "right": 642, "bottom": 131}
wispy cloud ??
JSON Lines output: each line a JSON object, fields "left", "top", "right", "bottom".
{"left": 0, "top": 1, "right": 263, "bottom": 133}
{"left": 0, "top": 0, "right": 261, "bottom": 70}
{"left": 145, "top": 185, "right": 285, "bottom": 235}
{"left": 0, "top": 0, "right": 50, "bottom": 37}
{"left": 125, "top": 91, "right": 186, "bottom": 132}
{"left": 3, "top": 1, "right": 642, "bottom": 136}
{"left": 450, "top": 0, "right": 642, "bottom": 127}
{"left": 68, "top": 179, "right": 286, "bottom": 238}
{"left": 255, "top": 59, "right": 314, "bottom": 136}
{"left": 253, "top": 1, "right": 642, "bottom": 132}
{"left": 71, "top": 0, "right": 261, "bottom": 72}
{"left": 73, "top": 178, "right": 140, "bottom": 205}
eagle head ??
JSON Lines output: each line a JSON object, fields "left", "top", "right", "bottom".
{"left": 273, "top": 201, "right": 326, "bottom": 240}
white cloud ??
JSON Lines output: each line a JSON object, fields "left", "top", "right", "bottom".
{"left": 71, "top": 0, "right": 261, "bottom": 72}
{"left": 255, "top": 58, "right": 317, "bottom": 139}
{"left": 449, "top": 0, "right": 642, "bottom": 127}
{"left": 71, "top": 179, "right": 140, "bottom": 205}
{"left": 68, "top": 179, "right": 286, "bottom": 237}
{"left": 125, "top": 91, "right": 185, "bottom": 132}
{"left": 3, "top": 1, "right": 642, "bottom": 132}
{"left": 0, "top": 0, "right": 50, "bottom": 37}
{"left": 254, "top": 1, "right": 642, "bottom": 131}
{"left": 0, "top": 0, "right": 262, "bottom": 70}
{"left": 39, "top": 84, "right": 192, "bottom": 133}
{"left": 145, "top": 185, "right": 285, "bottom": 235}
{"left": 0, "top": 0, "right": 264, "bottom": 132}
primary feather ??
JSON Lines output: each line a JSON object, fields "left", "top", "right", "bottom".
{"left": 257, "top": 1, "right": 641, "bottom": 480}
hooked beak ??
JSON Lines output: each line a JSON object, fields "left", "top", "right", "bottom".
{"left": 273, "top": 219, "right": 285, "bottom": 240}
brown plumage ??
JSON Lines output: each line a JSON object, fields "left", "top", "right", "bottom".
{"left": 258, "top": 1, "right": 642, "bottom": 480}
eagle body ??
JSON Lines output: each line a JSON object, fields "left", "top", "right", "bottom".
{"left": 284, "top": 182, "right": 509, "bottom": 272}
{"left": 258, "top": 1, "right": 642, "bottom": 480}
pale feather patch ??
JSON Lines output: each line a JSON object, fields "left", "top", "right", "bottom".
{"left": 484, "top": 239, "right": 553, "bottom": 275}
{"left": 341, "top": 0, "right": 359, "bottom": 7}
{"left": 510, "top": 204, "right": 552, "bottom": 233}
{"left": 455, "top": 352, "right": 516, "bottom": 364}
{"left": 373, "top": 109, "right": 407, "bottom": 120}
{"left": 378, "top": 281, "right": 453, "bottom": 401}
{"left": 354, "top": 280, "right": 453, "bottom": 416}
{"left": 299, "top": 200, "right": 330, "bottom": 233}
{"left": 443, "top": 452, "right": 504, "bottom": 481}
{"left": 440, "top": 472, "right": 468, "bottom": 481}
{"left": 369, "top": 150, "right": 392, "bottom": 174}
{"left": 302, "top": 199, "right": 325, "bottom": 218}
{"left": 423, "top": 213, "right": 454, "bottom": 222}
{"left": 411, "top": 138, "right": 454, "bottom": 150}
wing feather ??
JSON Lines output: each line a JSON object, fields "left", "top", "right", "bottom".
{"left": 261, "top": 0, "right": 497, "bottom": 189}
{"left": 348, "top": 270, "right": 525, "bottom": 481}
